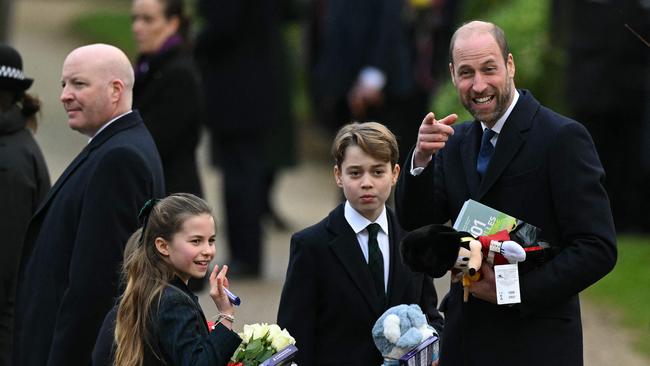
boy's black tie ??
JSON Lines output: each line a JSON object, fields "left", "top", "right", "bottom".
{"left": 366, "top": 223, "right": 386, "bottom": 306}
{"left": 477, "top": 128, "right": 497, "bottom": 178}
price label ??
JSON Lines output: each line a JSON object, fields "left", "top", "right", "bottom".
{"left": 494, "top": 264, "right": 521, "bottom": 305}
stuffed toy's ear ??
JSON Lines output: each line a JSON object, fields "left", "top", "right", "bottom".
{"left": 373, "top": 304, "right": 409, "bottom": 358}
{"left": 400, "top": 224, "right": 468, "bottom": 278}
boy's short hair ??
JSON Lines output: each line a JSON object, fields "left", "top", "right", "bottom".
{"left": 331, "top": 122, "right": 399, "bottom": 168}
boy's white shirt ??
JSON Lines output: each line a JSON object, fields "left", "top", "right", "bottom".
{"left": 344, "top": 201, "right": 390, "bottom": 292}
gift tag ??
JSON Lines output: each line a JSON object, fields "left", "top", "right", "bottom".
{"left": 494, "top": 264, "right": 521, "bottom": 305}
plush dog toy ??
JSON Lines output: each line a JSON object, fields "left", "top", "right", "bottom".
{"left": 401, "top": 224, "right": 528, "bottom": 302}
{"left": 372, "top": 304, "right": 438, "bottom": 364}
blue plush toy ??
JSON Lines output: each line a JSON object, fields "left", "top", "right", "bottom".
{"left": 372, "top": 304, "right": 439, "bottom": 365}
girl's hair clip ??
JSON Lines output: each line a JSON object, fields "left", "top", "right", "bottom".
{"left": 137, "top": 198, "right": 160, "bottom": 246}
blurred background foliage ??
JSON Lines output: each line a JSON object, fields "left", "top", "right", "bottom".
{"left": 432, "top": 0, "right": 564, "bottom": 122}
{"left": 70, "top": 10, "right": 136, "bottom": 57}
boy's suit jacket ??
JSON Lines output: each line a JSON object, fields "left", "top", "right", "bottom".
{"left": 277, "top": 203, "right": 443, "bottom": 366}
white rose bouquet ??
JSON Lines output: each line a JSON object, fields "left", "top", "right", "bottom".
{"left": 228, "top": 323, "right": 296, "bottom": 366}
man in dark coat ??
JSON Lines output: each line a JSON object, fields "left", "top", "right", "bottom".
{"left": 395, "top": 21, "right": 617, "bottom": 365}
{"left": 194, "top": 0, "right": 283, "bottom": 277}
{"left": 12, "top": 44, "right": 165, "bottom": 366}
{"left": 306, "top": 0, "right": 461, "bottom": 163}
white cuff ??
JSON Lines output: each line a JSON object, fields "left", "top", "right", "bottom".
{"left": 410, "top": 166, "right": 425, "bottom": 176}
{"left": 359, "top": 67, "right": 386, "bottom": 90}
{"left": 409, "top": 153, "right": 426, "bottom": 176}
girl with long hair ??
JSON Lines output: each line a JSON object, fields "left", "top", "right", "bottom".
{"left": 93, "top": 193, "right": 241, "bottom": 365}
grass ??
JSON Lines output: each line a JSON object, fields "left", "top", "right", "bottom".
{"left": 584, "top": 237, "right": 650, "bottom": 357}
{"left": 68, "top": 8, "right": 135, "bottom": 58}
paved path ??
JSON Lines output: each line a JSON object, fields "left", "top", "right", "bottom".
{"left": 10, "top": 1, "right": 649, "bottom": 364}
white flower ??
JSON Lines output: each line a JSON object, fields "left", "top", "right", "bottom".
{"left": 271, "top": 328, "right": 296, "bottom": 351}
{"left": 383, "top": 314, "right": 401, "bottom": 344}
{"left": 268, "top": 324, "right": 282, "bottom": 339}
{"left": 240, "top": 323, "right": 255, "bottom": 343}
{"left": 252, "top": 323, "right": 271, "bottom": 339}
{"left": 232, "top": 323, "right": 297, "bottom": 366}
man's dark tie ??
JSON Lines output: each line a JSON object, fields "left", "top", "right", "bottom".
{"left": 477, "top": 128, "right": 497, "bottom": 178}
{"left": 366, "top": 223, "right": 386, "bottom": 306}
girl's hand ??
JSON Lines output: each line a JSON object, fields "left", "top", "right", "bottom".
{"left": 209, "top": 264, "right": 235, "bottom": 316}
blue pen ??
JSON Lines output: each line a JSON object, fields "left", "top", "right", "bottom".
{"left": 224, "top": 287, "right": 241, "bottom": 306}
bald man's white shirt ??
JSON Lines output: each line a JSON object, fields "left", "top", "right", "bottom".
{"left": 88, "top": 110, "right": 133, "bottom": 143}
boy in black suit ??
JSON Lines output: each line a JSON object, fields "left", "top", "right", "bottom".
{"left": 277, "top": 122, "right": 443, "bottom": 365}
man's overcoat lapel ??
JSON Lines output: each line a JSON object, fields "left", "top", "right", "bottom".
{"left": 32, "top": 112, "right": 141, "bottom": 218}
{"left": 458, "top": 91, "right": 538, "bottom": 200}
{"left": 460, "top": 122, "right": 482, "bottom": 198}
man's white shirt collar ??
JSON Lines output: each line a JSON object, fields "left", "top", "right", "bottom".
{"left": 88, "top": 110, "right": 133, "bottom": 143}
{"left": 480, "top": 89, "right": 519, "bottom": 139}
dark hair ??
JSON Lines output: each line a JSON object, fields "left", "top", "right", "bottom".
{"left": 21, "top": 93, "right": 41, "bottom": 118}
{"left": 138, "top": 192, "right": 211, "bottom": 250}
{"left": 159, "top": 0, "right": 190, "bottom": 41}
{"left": 331, "top": 122, "right": 399, "bottom": 168}
{"left": 0, "top": 90, "right": 42, "bottom": 130}
{"left": 115, "top": 193, "right": 212, "bottom": 366}
{"left": 449, "top": 21, "right": 510, "bottom": 65}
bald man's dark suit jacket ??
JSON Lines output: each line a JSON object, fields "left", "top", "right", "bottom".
{"left": 277, "top": 203, "right": 443, "bottom": 366}
{"left": 395, "top": 90, "right": 617, "bottom": 366}
{"left": 12, "top": 111, "right": 165, "bottom": 366}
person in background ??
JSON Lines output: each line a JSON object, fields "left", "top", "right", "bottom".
{"left": 0, "top": 44, "right": 50, "bottom": 366}
{"left": 560, "top": 0, "right": 650, "bottom": 233}
{"left": 12, "top": 44, "right": 165, "bottom": 366}
{"left": 194, "top": 0, "right": 284, "bottom": 278}
{"left": 305, "top": 0, "right": 461, "bottom": 164}
{"left": 261, "top": 0, "right": 300, "bottom": 232}
{"left": 131, "top": 0, "right": 203, "bottom": 198}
